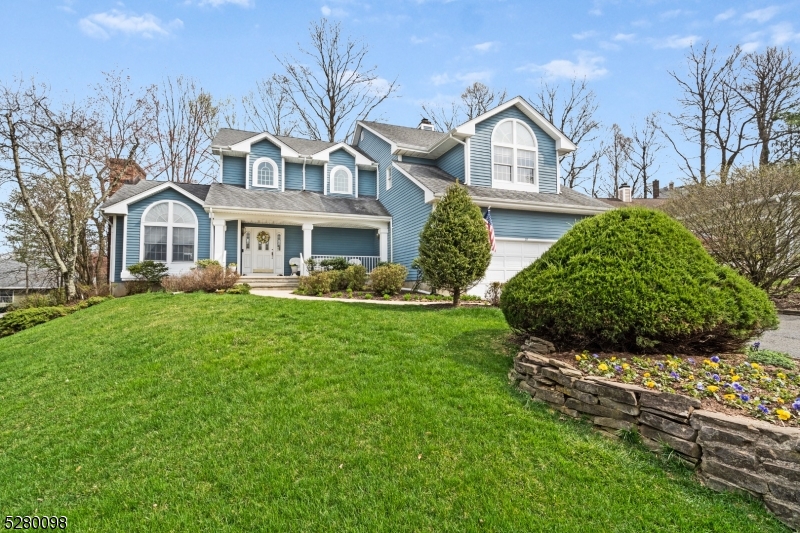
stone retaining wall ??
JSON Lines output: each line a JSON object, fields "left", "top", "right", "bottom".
{"left": 510, "top": 339, "right": 800, "bottom": 530}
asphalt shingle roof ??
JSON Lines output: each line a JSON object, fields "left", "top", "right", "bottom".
{"left": 0, "top": 253, "right": 59, "bottom": 290}
{"left": 101, "top": 181, "right": 211, "bottom": 208}
{"left": 205, "top": 184, "right": 390, "bottom": 217}
{"left": 274, "top": 135, "right": 336, "bottom": 155}
{"left": 211, "top": 128, "right": 259, "bottom": 147}
{"left": 395, "top": 162, "right": 610, "bottom": 210}
{"left": 360, "top": 121, "right": 449, "bottom": 150}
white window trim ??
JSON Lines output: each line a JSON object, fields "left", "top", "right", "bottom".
{"left": 252, "top": 157, "right": 279, "bottom": 189}
{"left": 330, "top": 165, "right": 353, "bottom": 195}
{"left": 491, "top": 118, "right": 539, "bottom": 193}
{"left": 139, "top": 200, "right": 199, "bottom": 267}
{"left": 386, "top": 166, "right": 392, "bottom": 190}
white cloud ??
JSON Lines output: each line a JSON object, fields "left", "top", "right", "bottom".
{"left": 770, "top": 23, "right": 800, "bottom": 45}
{"left": 588, "top": 7, "right": 602, "bottom": 16}
{"left": 321, "top": 5, "right": 347, "bottom": 17}
{"left": 631, "top": 19, "right": 651, "bottom": 28}
{"left": 472, "top": 41, "right": 498, "bottom": 52}
{"left": 431, "top": 71, "right": 492, "bottom": 86}
{"left": 743, "top": 6, "right": 779, "bottom": 24}
{"left": 79, "top": 10, "right": 183, "bottom": 39}
{"left": 598, "top": 41, "right": 621, "bottom": 51}
{"left": 194, "top": 0, "right": 253, "bottom": 6}
{"left": 741, "top": 41, "right": 760, "bottom": 52}
{"left": 652, "top": 34, "right": 699, "bottom": 49}
{"left": 660, "top": 9, "right": 683, "bottom": 19}
{"left": 410, "top": 35, "right": 429, "bottom": 44}
{"left": 613, "top": 33, "right": 635, "bottom": 42}
{"left": 714, "top": 9, "right": 735, "bottom": 22}
{"left": 518, "top": 53, "right": 608, "bottom": 80}
{"left": 572, "top": 30, "right": 597, "bottom": 40}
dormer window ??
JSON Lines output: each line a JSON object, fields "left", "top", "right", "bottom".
{"left": 330, "top": 165, "right": 353, "bottom": 194}
{"left": 252, "top": 157, "right": 278, "bottom": 188}
{"left": 492, "top": 119, "right": 538, "bottom": 190}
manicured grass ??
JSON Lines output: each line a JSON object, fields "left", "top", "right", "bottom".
{"left": 0, "top": 293, "right": 789, "bottom": 532}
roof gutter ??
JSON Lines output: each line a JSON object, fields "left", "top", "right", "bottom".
{"left": 469, "top": 196, "right": 611, "bottom": 216}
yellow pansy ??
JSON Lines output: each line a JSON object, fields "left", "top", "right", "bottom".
{"left": 731, "top": 375, "right": 740, "bottom": 381}
{"left": 643, "top": 372, "right": 650, "bottom": 378}
{"left": 622, "top": 363, "right": 630, "bottom": 370}
{"left": 777, "top": 373, "right": 787, "bottom": 379}
{"left": 776, "top": 409, "right": 792, "bottom": 421}
{"left": 610, "top": 357, "right": 617, "bottom": 362}
{"left": 689, "top": 375, "right": 695, "bottom": 380}
{"left": 645, "top": 380, "right": 656, "bottom": 388}
{"left": 709, "top": 362, "right": 719, "bottom": 369}
{"left": 777, "top": 398, "right": 785, "bottom": 404}
{"left": 707, "top": 385, "right": 719, "bottom": 393}
{"left": 575, "top": 355, "right": 582, "bottom": 361}
{"left": 751, "top": 363, "right": 760, "bottom": 369}
{"left": 598, "top": 363, "right": 609, "bottom": 372}
{"left": 723, "top": 394, "right": 736, "bottom": 401}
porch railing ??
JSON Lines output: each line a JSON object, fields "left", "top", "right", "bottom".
{"left": 310, "top": 255, "right": 381, "bottom": 273}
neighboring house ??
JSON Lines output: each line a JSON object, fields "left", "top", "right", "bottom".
{"left": 600, "top": 180, "right": 678, "bottom": 209}
{"left": 100, "top": 96, "right": 610, "bottom": 295}
{"left": 0, "top": 253, "right": 59, "bottom": 309}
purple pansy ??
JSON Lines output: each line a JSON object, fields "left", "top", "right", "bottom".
{"left": 758, "top": 404, "right": 769, "bottom": 414}
{"left": 752, "top": 341, "right": 761, "bottom": 350}
{"left": 696, "top": 382, "right": 705, "bottom": 391}
{"left": 592, "top": 353, "right": 599, "bottom": 359}
{"left": 733, "top": 383, "right": 744, "bottom": 392}
{"left": 740, "top": 394, "right": 750, "bottom": 402}
{"left": 712, "top": 374, "right": 720, "bottom": 382}
{"left": 687, "top": 358, "right": 696, "bottom": 365}
{"left": 710, "top": 356, "right": 720, "bottom": 363}
{"left": 670, "top": 371, "right": 680, "bottom": 380}
{"left": 792, "top": 399, "right": 800, "bottom": 411}
{"left": 614, "top": 365, "right": 623, "bottom": 373}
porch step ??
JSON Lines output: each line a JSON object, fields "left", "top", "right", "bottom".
{"left": 238, "top": 276, "right": 300, "bottom": 289}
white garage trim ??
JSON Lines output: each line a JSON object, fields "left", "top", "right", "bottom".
{"left": 469, "top": 238, "right": 555, "bottom": 297}
{"left": 495, "top": 237, "right": 558, "bottom": 243}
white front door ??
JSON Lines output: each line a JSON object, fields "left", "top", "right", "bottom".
{"left": 242, "top": 227, "right": 284, "bottom": 275}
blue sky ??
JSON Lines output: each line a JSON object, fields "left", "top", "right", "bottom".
{"left": 1, "top": 0, "right": 799, "bottom": 206}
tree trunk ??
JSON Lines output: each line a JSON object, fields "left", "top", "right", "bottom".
{"left": 452, "top": 287, "right": 461, "bottom": 307}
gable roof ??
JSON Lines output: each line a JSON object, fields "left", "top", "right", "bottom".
{"left": 212, "top": 128, "right": 260, "bottom": 147}
{"left": 205, "top": 185, "right": 389, "bottom": 218}
{"left": 100, "top": 180, "right": 211, "bottom": 213}
{"left": 359, "top": 121, "right": 449, "bottom": 151}
{"left": 394, "top": 162, "right": 609, "bottom": 215}
{"left": 274, "top": 135, "right": 336, "bottom": 155}
{"left": 0, "top": 253, "right": 59, "bottom": 290}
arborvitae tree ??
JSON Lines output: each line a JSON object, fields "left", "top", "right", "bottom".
{"left": 418, "top": 185, "right": 491, "bottom": 307}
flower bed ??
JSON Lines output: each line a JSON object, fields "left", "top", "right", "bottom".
{"left": 561, "top": 347, "right": 799, "bottom": 427}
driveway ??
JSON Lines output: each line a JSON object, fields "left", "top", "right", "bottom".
{"left": 757, "top": 313, "right": 800, "bottom": 359}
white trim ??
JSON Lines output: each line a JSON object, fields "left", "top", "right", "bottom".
{"left": 494, "top": 236, "right": 559, "bottom": 243}
{"left": 491, "top": 118, "right": 539, "bottom": 193}
{"left": 281, "top": 158, "right": 286, "bottom": 192}
{"left": 355, "top": 166, "right": 359, "bottom": 198}
{"left": 227, "top": 131, "right": 300, "bottom": 158}
{"left": 245, "top": 154, "right": 251, "bottom": 190}
{"left": 386, "top": 166, "right": 392, "bottom": 191}
{"left": 454, "top": 96, "right": 577, "bottom": 154}
{"left": 392, "top": 163, "right": 435, "bottom": 203}
{"left": 329, "top": 165, "right": 353, "bottom": 195}
{"left": 376, "top": 164, "right": 380, "bottom": 200}
{"left": 311, "top": 142, "right": 375, "bottom": 166}
{"left": 208, "top": 207, "right": 391, "bottom": 227}
{"left": 465, "top": 137, "right": 471, "bottom": 185}
{"left": 219, "top": 155, "right": 224, "bottom": 184}
{"left": 121, "top": 215, "right": 128, "bottom": 277}
{"left": 323, "top": 163, "right": 328, "bottom": 195}
{"left": 355, "top": 122, "right": 398, "bottom": 154}
{"left": 251, "top": 157, "right": 279, "bottom": 189}
{"left": 102, "top": 181, "right": 207, "bottom": 215}
{"left": 471, "top": 197, "right": 610, "bottom": 215}
{"left": 139, "top": 200, "right": 200, "bottom": 268}
{"left": 109, "top": 216, "right": 117, "bottom": 283}
{"left": 237, "top": 219, "right": 242, "bottom": 273}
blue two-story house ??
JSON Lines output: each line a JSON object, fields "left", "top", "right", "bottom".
{"left": 101, "top": 97, "right": 610, "bottom": 295}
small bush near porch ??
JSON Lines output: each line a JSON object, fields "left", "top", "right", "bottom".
{"left": 0, "top": 293, "right": 786, "bottom": 531}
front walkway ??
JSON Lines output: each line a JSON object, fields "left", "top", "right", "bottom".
{"left": 757, "top": 313, "right": 800, "bottom": 359}
{"left": 250, "top": 289, "right": 447, "bottom": 306}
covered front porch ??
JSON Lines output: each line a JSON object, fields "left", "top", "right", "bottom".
{"left": 208, "top": 209, "right": 390, "bottom": 278}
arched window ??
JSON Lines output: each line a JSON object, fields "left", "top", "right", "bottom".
{"left": 252, "top": 157, "right": 278, "bottom": 188}
{"left": 492, "top": 119, "right": 538, "bottom": 189}
{"left": 330, "top": 165, "right": 353, "bottom": 194}
{"left": 141, "top": 201, "right": 198, "bottom": 263}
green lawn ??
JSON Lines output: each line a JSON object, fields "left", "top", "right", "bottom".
{"left": 0, "top": 293, "right": 788, "bottom": 532}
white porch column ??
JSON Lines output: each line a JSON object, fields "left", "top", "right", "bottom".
{"left": 378, "top": 227, "right": 389, "bottom": 263}
{"left": 302, "top": 223, "right": 313, "bottom": 275}
{"left": 213, "top": 219, "right": 227, "bottom": 264}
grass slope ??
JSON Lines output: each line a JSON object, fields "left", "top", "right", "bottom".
{"left": 0, "top": 293, "right": 788, "bottom": 532}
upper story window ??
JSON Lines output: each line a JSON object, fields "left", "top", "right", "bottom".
{"left": 252, "top": 157, "right": 278, "bottom": 188}
{"left": 492, "top": 119, "right": 538, "bottom": 190}
{"left": 142, "top": 200, "right": 197, "bottom": 263}
{"left": 330, "top": 165, "right": 352, "bottom": 194}
{"left": 386, "top": 166, "right": 392, "bottom": 190}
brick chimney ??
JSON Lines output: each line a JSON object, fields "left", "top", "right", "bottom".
{"left": 107, "top": 158, "right": 146, "bottom": 196}
{"left": 652, "top": 179, "right": 660, "bottom": 199}
{"left": 617, "top": 183, "right": 632, "bottom": 202}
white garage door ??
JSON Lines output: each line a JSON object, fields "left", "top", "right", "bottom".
{"left": 469, "top": 239, "right": 555, "bottom": 297}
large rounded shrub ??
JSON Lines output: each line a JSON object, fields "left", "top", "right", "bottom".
{"left": 500, "top": 208, "right": 778, "bottom": 353}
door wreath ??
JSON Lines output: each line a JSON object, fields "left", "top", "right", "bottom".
{"left": 256, "top": 231, "right": 271, "bottom": 244}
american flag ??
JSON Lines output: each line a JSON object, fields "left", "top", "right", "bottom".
{"left": 484, "top": 208, "right": 497, "bottom": 253}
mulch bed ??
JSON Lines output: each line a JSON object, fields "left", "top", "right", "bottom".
{"left": 774, "top": 292, "right": 800, "bottom": 314}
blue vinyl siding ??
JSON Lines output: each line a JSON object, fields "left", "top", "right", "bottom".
{"left": 305, "top": 164, "right": 324, "bottom": 193}
{"left": 486, "top": 208, "right": 586, "bottom": 240}
{"left": 357, "top": 127, "right": 433, "bottom": 277}
{"left": 436, "top": 145, "right": 465, "bottom": 182}
{"left": 400, "top": 156, "right": 434, "bottom": 166}
{"left": 114, "top": 215, "right": 124, "bottom": 282}
{"left": 359, "top": 169, "right": 377, "bottom": 197}
{"left": 311, "top": 227, "right": 379, "bottom": 256}
{"left": 285, "top": 162, "right": 304, "bottom": 190}
{"left": 126, "top": 189, "right": 210, "bottom": 268}
{"left": 225, "top": 220, "right": 238, "bottom": 267}
{"left": 240, "top": 223, "right": 302, "bottom": 276}
{"left": 470, "top": 106, "right": 558, "bottom": 193}
{"left": 249, "top": 139, "right": 282, "bottom": 190}
{"left": 327, "top": 149, "right": 356, "bottom": 197}
{"left": 222, "top": 155, "right": 246, "bottom": 187}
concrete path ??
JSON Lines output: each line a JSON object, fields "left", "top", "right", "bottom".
{"left": 757, "top": 313, "right": 800, "bottom": 359}
{"left": 250, "top": 289, "right": 450, "bottom": 306}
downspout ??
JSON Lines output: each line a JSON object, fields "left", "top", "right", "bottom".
{"left": 448, "top": 134, "right": 466, "bottom": 184}
{"left": 208, "top": 207, "right": 214, "bottom": 259}
{"left": 302, "top": 156, "right": 308, "bottom": 190}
